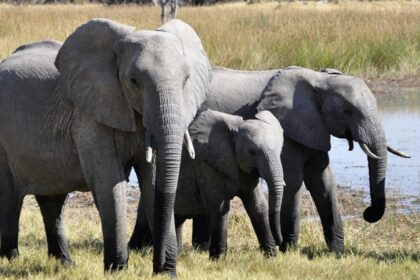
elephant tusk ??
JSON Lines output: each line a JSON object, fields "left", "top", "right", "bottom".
{"left": 145, "top": 130, "right": 153, "bottom": 163}
{"left": 184, "top": 130, "right": 195, "bottom": 159}
{"left": 359, "top": 143, "right": 381, "bottom": 160}
{"left": 387, "top": 145, "right": 411, "bottom": 158}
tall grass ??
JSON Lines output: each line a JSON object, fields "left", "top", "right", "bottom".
{"left": 0, "top": 2, "right": 419, "bottom": 78}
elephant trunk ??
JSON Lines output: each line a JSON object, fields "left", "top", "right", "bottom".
{"left": 359, "top": 119, "right": 387, "bottom": 223}
{"left": 263, "top": 153, "right": 284, "bottom": 245}
{"left": 150, "top": 87, "right": 185, "bottom": 276}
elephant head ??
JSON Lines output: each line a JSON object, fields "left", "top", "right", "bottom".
{"left": 189, "top": 109, "right": 284, "bottom": 245}
{"left": 55, "top": 18, "right": 212, "bottom": 273}
{"left": 257, "top": 67, "right": 408, "bottom": 223}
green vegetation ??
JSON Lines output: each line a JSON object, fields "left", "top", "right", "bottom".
{"left": 0, "top": 2, "right": 419, "bottom": 79}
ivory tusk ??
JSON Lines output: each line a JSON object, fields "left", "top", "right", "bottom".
{"left": 359, "top": 143, "right": 382, "bottom": 160}
{"left": 145, "top": 130, "right": 153, "bottom": 163}
{"left": 387, "top": 145, "right": 411, "bottom": 158}
{"left": 184, "top": 130, "right": 195, "bottom": 159}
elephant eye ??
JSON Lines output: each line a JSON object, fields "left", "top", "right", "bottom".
{"left": 248, "top": 149, "right": 256, "bottom": 157}
{"left": 130, "top": 78, "right": 139, "bottom": 88}
{"left": 343, "top": 108, "right": 353, "bottom": 116}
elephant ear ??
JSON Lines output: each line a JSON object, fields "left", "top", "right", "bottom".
{"left": 189, "top": 110, "right": 243, "bottom": 180}
{"left": 55, "top": 18, "right": 136, "bottom": 132}
{"left": 257, "top": 69, "right": 331, "bottom": 152}
{"left": 157, "top": 19, "right": 212, "bottom": 125}
{"left": 321, "top": 68, "right": 343, "bottom": 75}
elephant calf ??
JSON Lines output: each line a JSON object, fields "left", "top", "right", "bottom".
{"left": 130, "top": 109, "right": 285, "bottom": 259}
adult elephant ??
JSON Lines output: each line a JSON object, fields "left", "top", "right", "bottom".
{"left": 130, "top": 109, "right": 284, "bottom": 259}
{"left": 130, "top": 66, "right": 409, "bottom": 254}
{"left": 0, "top": 18, "right": 211, "bottom": 276}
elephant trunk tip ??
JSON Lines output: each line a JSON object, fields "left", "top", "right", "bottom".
{"left": 363, "top": 199, "right": 385, "bottom": 223}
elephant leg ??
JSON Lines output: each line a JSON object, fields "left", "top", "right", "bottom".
{"left": 304, "top": 152, "right": 344, "bottom": 254}
{"left": 129, "top": 190, "right": 153, "bottom": 251}
{"left": 280, "top": 136, "right": 304, "bottom": 252}
{"left": 35, "top": 194, "right": 72, "bottom": 266}
{"left": 129, "top": 154, "right": 155, "bottom": 251}
{"left": 239, "top": 187, "right": 277, "bottom": 257}
{"left": 160, "top": 0, "right": 167, "bottom": 22}
{"left": 91, "top": 179, "right": 128, "bottom": 271}
{"left": 0, "top": 161, "right": 23, "bottom": 260}
{"left": 204, "top": 200, "right": 229, "bottom": 260}
{"left": 76, "top": 131, "right": 129, "bottom": 272}
{"left": 192, "top": 214, "right": 210, "bottom": 250}
{"left": 129, "top": 197, "right": 153, "bottom": 251}
{"left": 170, "top": 0, "right": 177, "bottom": 18}
{"left": 174, "top": 215, "right": 187, "bottom": 253}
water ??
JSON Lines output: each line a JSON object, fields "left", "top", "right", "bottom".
{"left": 129, "top": 87, "right": 420, "bottom": 209}
{"left": 330, "top": 89, "right": 420, "bottom": 196}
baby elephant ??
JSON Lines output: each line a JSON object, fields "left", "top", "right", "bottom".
{"left": 130, "top": 109, "right": 285, "bottom": 259}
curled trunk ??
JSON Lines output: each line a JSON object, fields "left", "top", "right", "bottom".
{"left": 359, "top": 120, "right": 387, "bottom": 223}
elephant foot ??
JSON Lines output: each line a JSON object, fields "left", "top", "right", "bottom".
{"left": 209, "top": 251, "right": 226, "bottom": 261}
{"left": 0, "top": 248, "right": 19, "bottom": 260}
{"left": 261, "top": 246, "right": 277, "bottom": 258}
{"left": 279, "top": 240, "right": 298, "bottom": 253}
{"left": 0, "top": 235, "right": 19, "bottom": 260}
{"left": 53, "top": 255, "right": 73, "bottom": 268}
{"left": 192, "top": 243, "right": 208, "bottom": 252}
{"left": 153, "top": 265, "right": 177, "bottom": 279}
{"left": 104, "top": 255, "right": 129, "bottom": 273}
{"left": 105, "top": 262, "right": 128, "bottom": 273}
{"left": 327, "top": 240, "right": 345, "bottom": 256}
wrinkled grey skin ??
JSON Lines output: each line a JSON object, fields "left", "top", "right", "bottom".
{"left": 130, "top": 110, "right": 284, "bottom": 259}
{"left": 0, "top": 18, "right": 211, "bottom": 276}
{"left": 131, "top": 65, "right": 404, "bottom": 254}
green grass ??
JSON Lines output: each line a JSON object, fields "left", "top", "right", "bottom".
{"left": 0, "top": 2, "right": 419, "bottom": 79}
{"left": 0, "top": 195, "right": 418, "bottom": 279}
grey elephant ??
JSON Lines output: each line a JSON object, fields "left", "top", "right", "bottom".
{"left": 0, "top": 18, "right": 211, "bottom": 276}
{"left": 130, "top": 66, "right": 409, "bottom": 254}
{"left": 130, "top": 109, "right": 284, "bottom": 259}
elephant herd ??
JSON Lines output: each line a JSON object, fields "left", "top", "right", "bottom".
{"left": 0, "top": 18, "right": 410, "bottom": 276}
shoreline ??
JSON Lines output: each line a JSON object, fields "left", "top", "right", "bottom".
{"left": 60, "top": 184, "right": 419, "bottom": 220}
{"left": 367, "top": 76, "right": 420, "bottom": 95}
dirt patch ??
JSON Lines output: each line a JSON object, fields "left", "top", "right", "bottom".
{"left": 367, "top": 76, "right": 420, "bottom": 95}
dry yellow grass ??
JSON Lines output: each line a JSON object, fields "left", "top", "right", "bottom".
{"left": 1, "top": 2, "right": 420, "bottom": 78}
{"left": 0, "top": 194, "right": 418, "bottom": 279}
{"left": 0, "top": 3, "right": 419, "bottom": 278}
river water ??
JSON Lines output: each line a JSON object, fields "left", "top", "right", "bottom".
{"left": 129, "top": 88, "right": 420, "bottom": 211}
{"left": 330, "top": 88, "right": 420, "bottom": 212}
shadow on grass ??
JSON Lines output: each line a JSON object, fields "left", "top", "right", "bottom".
{"left": 300, "top": 245, "right": 420, "bottom": 263}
